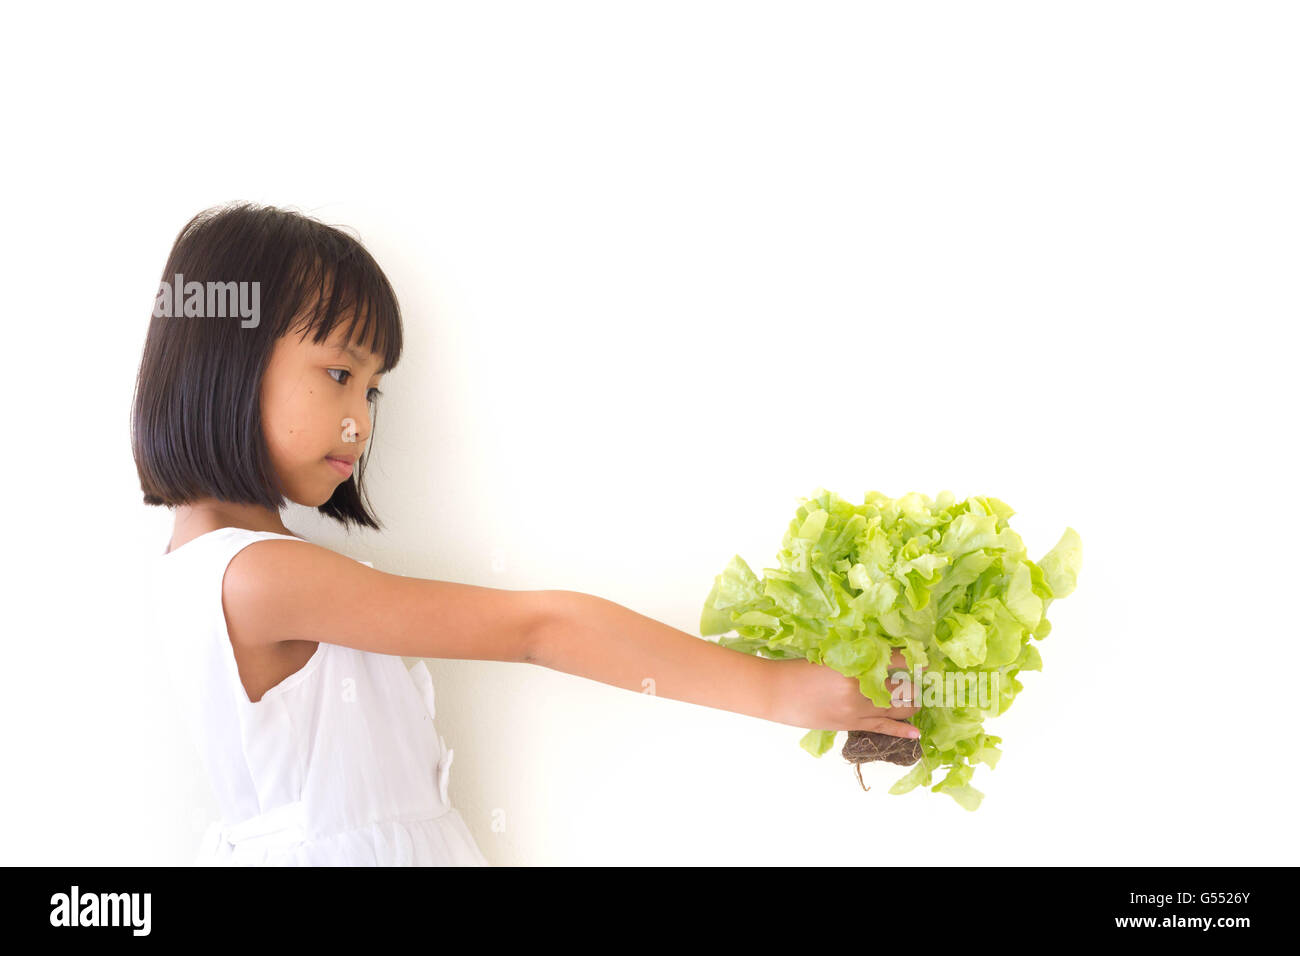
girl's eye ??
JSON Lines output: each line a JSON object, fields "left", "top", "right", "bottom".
{"left": 327, "top": 368, "right": 383, "bottom": 404}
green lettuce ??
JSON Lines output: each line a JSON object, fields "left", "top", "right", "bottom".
{"left": 700, "top": 489, "right": 1081, "bottom": 810}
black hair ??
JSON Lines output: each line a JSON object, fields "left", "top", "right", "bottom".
{"left": 130, "top": 201, "right": 404, "bottom": 531}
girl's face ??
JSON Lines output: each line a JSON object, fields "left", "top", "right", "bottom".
{"left": 260, "top": 319, "right": 385, "bottom": 507}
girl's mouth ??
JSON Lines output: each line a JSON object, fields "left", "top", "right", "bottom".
{"left": 325, "top": 456, "right": 354, "bottom": 478}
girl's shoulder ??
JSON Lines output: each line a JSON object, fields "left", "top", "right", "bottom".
{"left": 219, "top": 533, "right": 374, "bottom": 651}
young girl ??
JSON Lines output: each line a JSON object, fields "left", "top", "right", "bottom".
{"left": 133, "top": 201, "right": 921, "bottom": 867}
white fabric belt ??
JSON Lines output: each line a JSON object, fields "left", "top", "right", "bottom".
{"left": 197, "top": 799, "right": 310, "bottom": 864}
{"left": 196, "top": 799, "right": 461, "bottom": 864}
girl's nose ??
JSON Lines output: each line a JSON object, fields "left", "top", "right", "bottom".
{"left": 340, "top": 416, "right": 370, "bottom": 447}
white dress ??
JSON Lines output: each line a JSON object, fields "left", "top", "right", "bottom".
{"left": 150, "top": 526, "right": 489, "bottom": 866}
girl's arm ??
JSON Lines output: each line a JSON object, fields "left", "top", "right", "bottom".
{"left": 529, "top": 590, "right": 780, "bottom": 724}
{"left": 531, "top": 591, "right": 923, "bottom": 737}
{"left": 223, "top": 540, "right": 549, "bottom": 665}
{"left": 223, "top": 539, "right": 919, "bottom": 736}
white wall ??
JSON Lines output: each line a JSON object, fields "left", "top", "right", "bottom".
{"left": 3, "top": 0, "right": 1296, "bottom": 865}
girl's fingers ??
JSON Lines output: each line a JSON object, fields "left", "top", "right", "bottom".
{"left": 887, "top": 679, "right": 919, "bottom": 715}
{"left": 863, "top": 717, "right": 920, "bottom": 738}
{"left": 888, "top": 677, "right": 917, "bottom": 699}
{"left": 879, "top": 702, "right": 919, "bottom": 719}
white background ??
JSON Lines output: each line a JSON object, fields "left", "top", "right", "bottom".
{"left": 3, "top": 1, "right": 1296, "bottom": 865}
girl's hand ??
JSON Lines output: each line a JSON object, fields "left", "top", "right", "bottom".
{"left": 767, "top": 649, "right": 923, "bottom": 738}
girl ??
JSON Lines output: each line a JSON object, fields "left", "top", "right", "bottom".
{"left": 133, "top": 202, "right": 920, "bottom": 867}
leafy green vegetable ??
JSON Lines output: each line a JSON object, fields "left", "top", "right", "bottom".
{"left": 700, "top": 489, "right": 1081, "bottom": 810}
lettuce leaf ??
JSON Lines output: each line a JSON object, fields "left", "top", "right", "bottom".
{"left": 701, "top": 489, "right": 1082, "bottom": 809}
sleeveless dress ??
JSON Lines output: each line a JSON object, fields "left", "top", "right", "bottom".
{"left": 150, "top": 526, "right": 490, "bottom": 866}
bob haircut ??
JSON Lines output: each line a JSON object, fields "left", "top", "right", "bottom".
{"left": 131, "top": 201, "right": 403, "bottom": 531}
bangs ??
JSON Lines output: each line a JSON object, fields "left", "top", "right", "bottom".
{"left": 281, "top": 245, "right": 403, "bottom": 375}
